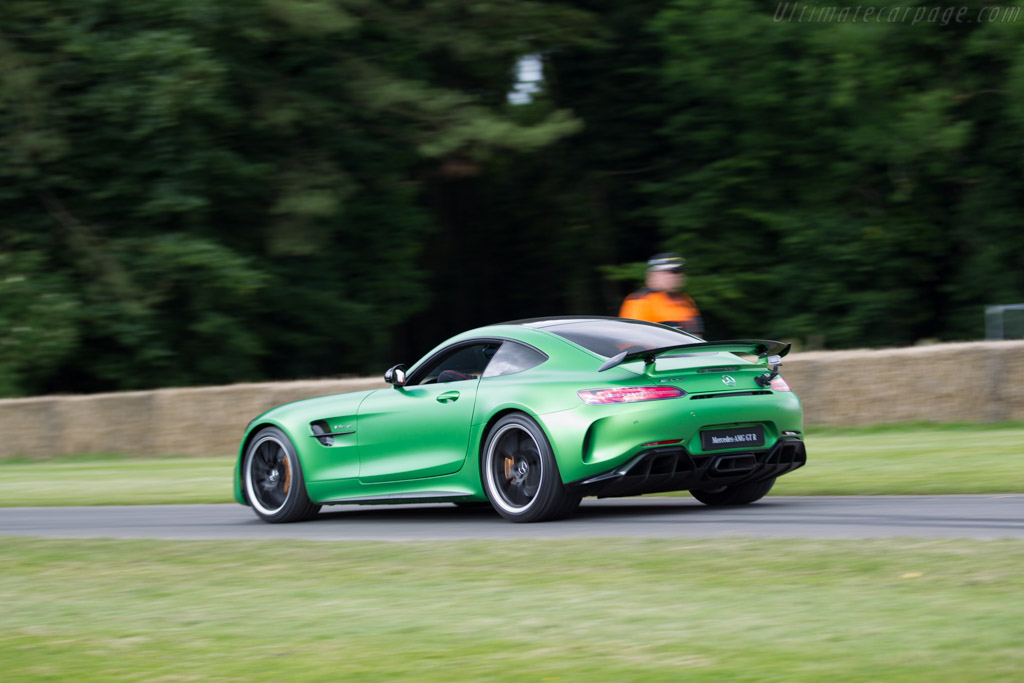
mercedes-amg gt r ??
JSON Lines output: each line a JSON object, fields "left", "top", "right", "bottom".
{"left": 234, "top": 317, "right": 806, "bottom": 523}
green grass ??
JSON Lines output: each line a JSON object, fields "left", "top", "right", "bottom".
{"left": 0, "top": 457, "right": 235, "bottom": 507}
{"left": 0, "top": 536, "right": 1021, "bottom": 681}
{"left": 0, "top": 422, "right": 1021, "bottom": 506}
{"left": 775, "top": 421, "right": 1024, "bottom": 496}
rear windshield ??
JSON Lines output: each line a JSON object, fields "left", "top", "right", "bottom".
{"left": 541, "top": 320, "right": 701, "bottom": 358}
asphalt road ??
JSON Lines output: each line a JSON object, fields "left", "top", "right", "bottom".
{"left": 1, "top": 495, "right": 1021, "bottom": 541}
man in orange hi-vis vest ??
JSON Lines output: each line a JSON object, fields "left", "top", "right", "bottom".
{"left": 619, "top": 253, "right": 704, "bottom": 337}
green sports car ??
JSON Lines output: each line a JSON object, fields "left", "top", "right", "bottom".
{"left": 234, "top": 317, "right": 806, "bottom": 523}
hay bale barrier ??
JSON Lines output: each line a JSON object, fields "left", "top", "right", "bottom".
{"left": 783, "top": 341, "right": 1024, "bottom": 426}
{"left": 0, "top": 378, "right": 385, "bottom": 459}
{"left": 2, "top": 341, "right": 1024, "bottom": 459}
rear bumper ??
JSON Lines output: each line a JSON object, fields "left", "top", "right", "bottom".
{"left": 565, "top": 437, "right": 806, "bottom": 498}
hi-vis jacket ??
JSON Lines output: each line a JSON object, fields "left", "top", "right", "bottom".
{"left": 619, "top": 289, "right": 704, "bottom": 337}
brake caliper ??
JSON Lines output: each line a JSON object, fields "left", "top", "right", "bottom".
{"left": 281, "top": 455, "right": 292, "bottom": 494}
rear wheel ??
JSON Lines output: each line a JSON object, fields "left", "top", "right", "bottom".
{"left": 690, "top": 477, "right": 776, "bottom": 506}
{"left": 482, "top": 414, "right": 580, "bottom": 523}
{"left": 243, "top": 427, "right": 321, "bottom": 523}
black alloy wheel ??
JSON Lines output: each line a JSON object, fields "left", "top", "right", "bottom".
{"left": 243, "top": 426, "right": 321, "bottom": 523}
{"left": 482, "top": 413, "right": 580, "bottom": 523}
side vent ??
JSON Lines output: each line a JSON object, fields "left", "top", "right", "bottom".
{"left": 311, "top": 420, "right": 334, "bottom": 447}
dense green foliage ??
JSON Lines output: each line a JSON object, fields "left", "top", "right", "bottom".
{"left": 2, "top": 0, "right": 1024, "bottom": 396}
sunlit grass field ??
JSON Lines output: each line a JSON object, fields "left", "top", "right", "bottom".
{"left": 776, "top": 421, "right": 1024, "bottom": 495}
{"left": 1, "top": 536, "right": 1021, "bottom": 680}
{"left": 3, "top": 424, "right": 1021, "bottom": 680}
{"left": 0, "top": 422, "right": 1020, "bottom": 506}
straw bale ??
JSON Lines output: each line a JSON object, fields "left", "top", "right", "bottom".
{"left": 150, "top": 378, "right": 385, "bottom": 457}
{"left": 0, "top": 378, "right": 384, "bottom": 459}
{"left": 783, "top": 340, "right": 1024, "bottom": 426}
{"left": 0, "top": 397, "right": 66, "bottom": 457}
{"left": 3, "top": 341, "right": 1024, "bottom": 458}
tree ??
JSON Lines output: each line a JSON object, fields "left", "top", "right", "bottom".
{"left": 648, "top": 0, "right": 1022, "bottom": 345}
{"left": 0, "top": 0, "right": 595, "bottom": 395}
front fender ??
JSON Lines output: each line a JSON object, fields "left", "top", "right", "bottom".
{"left": 233, "top": 389, "right": 378, "bottom": 505}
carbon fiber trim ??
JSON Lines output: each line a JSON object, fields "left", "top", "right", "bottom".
{"left": 565, "top": 437, "right": 806, "bottom": 498}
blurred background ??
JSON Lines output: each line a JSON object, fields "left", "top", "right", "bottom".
{"left": 3, "top": 0, "right": 1024, "bottom": 398}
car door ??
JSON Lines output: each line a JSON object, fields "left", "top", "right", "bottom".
{"left": 355, "top": 342, "right": 498, "bottom": 483}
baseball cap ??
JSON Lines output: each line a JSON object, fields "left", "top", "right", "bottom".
{"left": 647, "top": 252, "right": 686, "bottom": 272}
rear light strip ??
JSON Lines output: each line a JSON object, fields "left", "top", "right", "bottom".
{"left": 577, "top": 386, "right": 685, "bottom": 405}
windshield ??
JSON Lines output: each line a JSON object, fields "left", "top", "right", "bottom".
{"left": 538, "top": 319, "right": 701, "bottom": 358}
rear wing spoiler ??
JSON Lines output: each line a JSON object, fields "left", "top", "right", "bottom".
{"left": 598, "top": 339, "right": 791, "bottom": 373}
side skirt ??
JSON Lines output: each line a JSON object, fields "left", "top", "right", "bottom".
{"left": 319, "top": 490, "right": 473, "bottom": 505}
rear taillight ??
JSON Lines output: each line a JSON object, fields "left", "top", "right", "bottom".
{"left": 577, "top": 386, "right": 684, "bottom": 405}
{"left": 770, "top": 376, "right": 791, "bottom": 391}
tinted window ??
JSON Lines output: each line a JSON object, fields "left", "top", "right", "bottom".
{"left": 482, "top": 341, "right": 548, "bottom": 378}
{"left": 411, "top": 342, "right": 500, "bottom": 385}
{"left": 543, "top": 320, "right": 700, "bottom": 358}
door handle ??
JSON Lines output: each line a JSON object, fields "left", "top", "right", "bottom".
{"left": 436, "top": 391, "right": 460, "bottom": 403}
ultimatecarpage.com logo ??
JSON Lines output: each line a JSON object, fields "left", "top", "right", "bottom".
{"left": 773, "top": 3, "right": 1022, "bottom": 24}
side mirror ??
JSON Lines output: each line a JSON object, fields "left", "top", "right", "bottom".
{"left": 384, "top": 364, "right": 407, "bottom": 387}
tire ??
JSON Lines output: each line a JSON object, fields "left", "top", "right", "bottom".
{"left": 243, "top": 427, "right": 321, "bottom": 523}
{"left": 690, "top": 477, "right": 777, "bottom": 506}
{"left": 481, "top": 414, "right": 581, "bottom": 523}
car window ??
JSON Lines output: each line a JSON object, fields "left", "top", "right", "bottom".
{"left": 481, "top": 341, "right": 548, "bottom": 378}
{"left": 411, "top": 342, "right": 501, "bottom": 385}
{"left": 541, "top": 319, "right": 699, "bottom": 358}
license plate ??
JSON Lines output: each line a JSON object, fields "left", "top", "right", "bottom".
{"left": 701, "top": 426, "right": 765, "bottom": 451}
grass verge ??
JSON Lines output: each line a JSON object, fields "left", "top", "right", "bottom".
{"left": 775, "top": 421, "right": 1024, "bottom": 495}
{"left": 0, "top": 457, "right": 234, "bottom": 507}
{"left": 0, "top": 422, "right": 1021, "bottom": 506}
{"left": 1, "top": 536, "right": 1021, "bottom": 680}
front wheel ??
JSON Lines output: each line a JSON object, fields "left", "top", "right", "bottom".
{"left": 690, "top": 477, "right": 776, "bottom": 506}
{"left": 243, "top": 427, "right": 321, "bottom": 523}
{"left": 481, "top": 414, "right": 580, "bottom": 523}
